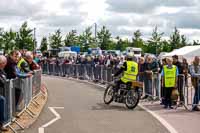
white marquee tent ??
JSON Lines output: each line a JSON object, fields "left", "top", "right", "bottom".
{"left": 162, "top": 45, "right": 200, "bottom": 64}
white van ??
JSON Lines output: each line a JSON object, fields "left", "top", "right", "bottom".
{"left": 58, "top": 51, "right": 77, "bottom": 59}
{"left": 126, "top": 47, "right": 142, "bottom": 57}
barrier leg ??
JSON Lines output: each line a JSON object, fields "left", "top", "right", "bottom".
{"left": 25, "top": 108, "right": 35, "bottom": 118}
{"left": 31, "top": 100, "right": 40, "bottom": 106}
{"left": 8, "top": 125, "right": 18, "bottom": 133}
{"left": 13, "top": 120, "right": 24, "bottom": 130}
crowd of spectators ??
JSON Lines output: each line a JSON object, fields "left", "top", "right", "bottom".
{"left": 41, "top": 53, "right": 200, "bottom": 111}
{"left": 0, "top": 50, "right": 40, "bottom": 131}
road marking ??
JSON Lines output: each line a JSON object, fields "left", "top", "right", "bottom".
{"left": 139, "top": 104, "right": 178, "bottom": 133}
{"left": 38, "top": 107, "right": 64, "bottom": 133}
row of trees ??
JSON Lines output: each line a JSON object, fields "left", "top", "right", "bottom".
{"left": 1, "top": 21, "right": 200, "bottom": 55}
{"left": 0, "top": 22, "right": 35, "bottom": 53}
{"left": 41, "top": 25, "right": 199, "bottom": 55}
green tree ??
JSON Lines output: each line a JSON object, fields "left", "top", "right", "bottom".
{"left": 40, "top": 37, "right": 48, "bottom": 52}
{"left": 97, "top": 26, "right": 112, "bottom": 50}
{"left": 2, "top": 29, "right": 17, "bottom": 53}
{"left": 193, "top": 40, "right": 200, "bottom": 45}
{"left": 78, "top": 27, "right": 95, "bottom": 51}
{"left": 131, "top": 30, "right": 144, "bottom": 48}
{"left": 16, "top": 22, "right": 34, "bottom": 50}
{"left": 64, "top": 30, "right": 78, "bottom": 47}
{"left": 147, "top": 26, "right": 164, "bottom": 55}
{"left": 0, "top": 28, "right": 4, "bottom": 49}
{"left": 161, "top": 40, "right": 171, "bottom": 52}
{"left": 181, "top": 35, "right": 187, "bottom": 47}
{"left": 49, "top": 29, "right": 62, "bottom": 49}
{"left": 169, "top": 27, "right": 182, "bottom": 50}
{"left": 115, "top": 36, "right": 129, "bottom": 51}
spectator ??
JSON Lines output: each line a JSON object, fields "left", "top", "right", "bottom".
{"left": 33, "top": 52, "right": 40, "bottom": 64}
{"left": 143, "top": 55, "right": 154, "bottom": 99}
{"left": 18, "top": 51, "right": 33, "bottom": 73}
{"left": 160, "top": 58, "right": 167, "bottom": 104}
{"left": 182, "top": 58, "right": 189, "bottom": 86}
{"left": 161, "top": 57, "right": 179, "bottom": 109}
{"left": 117, "top": 57, "right": 124, "bottom": 69}
{"left": 172, "top": 55, "right": 184, "bottom": 103}
{"left": 0, "top": 55, "right": 9, "bottom": 131}
{"left": 138, "top": 57, "right": 145, "bottom": 82}
{"left": 190, "top": 56, "right": 200, "bottom": 111}
{"left": 4, "top": 50, "right": 19, "bottom": 79}
{"left": 172, "top": 55, "right": 182, "bottom": 73}
{"left": 152, "top": 58, "right": 160, "bottom": 98}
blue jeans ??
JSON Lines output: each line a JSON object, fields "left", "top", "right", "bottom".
{"left": 153, "top": 74, "right": 161, "bottom": 97}
{"left": 193, "top": 85, "right": 200, "bottom": 107}
{"left": 144, "top": 77, "right": 152, "bottom": 96}
{"left": 0, "top": 96, "right": 6, "bottom": 124}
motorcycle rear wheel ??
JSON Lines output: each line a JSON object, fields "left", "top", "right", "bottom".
{"left": 125, "top": 89, "right": 140, "bottom": 109}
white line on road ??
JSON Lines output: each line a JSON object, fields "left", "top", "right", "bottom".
{"left": 38, "top": 107, "right": 64, "bottom": 133}
{"left": 139, "top": 104, "right": 178, "bottom": 133}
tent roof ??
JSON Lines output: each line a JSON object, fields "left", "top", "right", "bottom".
{"left": 163, "top": 45, "right": 200, "bottom": 57}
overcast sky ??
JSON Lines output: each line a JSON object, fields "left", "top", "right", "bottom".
{"left": 0, "top": 0, "right": 200, "bottom": 45}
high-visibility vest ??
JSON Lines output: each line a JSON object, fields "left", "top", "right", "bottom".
{"left": 121, "top": 61, "right": 138, "bottom": 83}
{"left": 17, "top": 58, "right": 26, "bottom": 72}
{"left": 164, "top": 65, "right": 177, "bottom": 87}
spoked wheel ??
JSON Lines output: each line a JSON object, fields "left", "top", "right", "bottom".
{"left": 103, "top": 85, "right": 114, "bottom": 104}
{"left": 125, "top": 89, "right": 140, "bottom": 109}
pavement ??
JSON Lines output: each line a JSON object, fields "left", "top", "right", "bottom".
{"left": 24, "top": 76, "right": 169, "bottom": 133}
{"left": 141, "top": 102, "right": 200, "bottom": 133}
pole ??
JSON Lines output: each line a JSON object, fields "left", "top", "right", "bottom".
{"left": 94, "top": 23, "right": 97, "bottom": 39}
{"left": 94, "top": 23, "right": 97, "bottom": 47}
{"left": 34, "top": 28, "right": 36, "bottom": 51}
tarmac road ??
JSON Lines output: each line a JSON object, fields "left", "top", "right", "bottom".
{"left": 25, "top": 76, "right": 169, "bottom": 133}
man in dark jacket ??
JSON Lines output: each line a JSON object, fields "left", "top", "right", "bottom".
{"left": 143, "top": 55, "right": 159, "bottom": 99}
{"left": 172, "top": 55, "right": 184, "bottom": 103}
{"left": 0, "top": 55, "right": 9, "bottom": 131}
{"left": 4, "top": 50, "right": 18, "bottom": 79}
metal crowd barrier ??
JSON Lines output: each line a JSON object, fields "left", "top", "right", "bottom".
{"left": 142, "top": 72, "right": 186, "bottom": 104}
{"left": 184, "top": 75, "right": 200, "bottom": 108}
{"left": 42, "top": 62, "right": 114, "bottom": 83}
{"left": 0, "top": 70, "right": 42, "bottom": 132}
{"left": 142, "top": 72, "right": 161, "bottom": 100}
{"left": 0, "top": 80, "right": 13, "bottom": 125}
{"left": 42, "top": 61, "right": 200, "bottom": 110}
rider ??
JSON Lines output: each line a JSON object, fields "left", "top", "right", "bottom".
{"left": 114, "top": 53, "right": 139, "bottom": 93}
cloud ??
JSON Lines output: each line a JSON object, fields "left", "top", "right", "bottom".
{"left": 34, "top": 14, "right": 85, "bottom": 28}
{"left": 157, "top": 12, "right": 200, "bottom": 29}
{"left": 106, "top": 0, "right": 157, "bottom": 14}
{"left": 0, "top": 0, "right": 44, "bottom": 18}
{"left": 61, "top": 0, "right": 84, "bottom": 11}
{"left": 106, "top": 0, "right": 197, "bottom": 14}
{"left": 0, "top": 0, "right": 200, "bottom": 45}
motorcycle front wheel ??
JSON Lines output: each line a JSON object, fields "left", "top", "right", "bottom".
{"left": 103, "top": 85, "right": 114, "bottom": 104}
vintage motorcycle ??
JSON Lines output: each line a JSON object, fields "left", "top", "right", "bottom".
{"left": 103, "top": 78, "right": 143, "bottom": 109}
